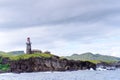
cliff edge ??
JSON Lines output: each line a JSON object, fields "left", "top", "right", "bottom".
{"left": 0, "top": 53, "right": 96, "bottom": 73}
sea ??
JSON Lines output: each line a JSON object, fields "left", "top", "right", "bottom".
{"left": 0, "top": 69, "right": 120, "bottom": 80}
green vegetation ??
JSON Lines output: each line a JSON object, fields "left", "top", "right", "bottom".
{"left": 1, "top": 51, "right": 120, "bottom": 65}
{"left": 0, "top": 64, "right": 9, "bottom": 71}
{"left": 84, "top": 60, "right": 101, "bottom": 64}
{"left": 0, "top": 57, "right": 10, "bottom": 71}
{"left": 65, "top": 52, "right": 120, "bottom": 64}
{"left": 0, "top": 52, "right": 54, "bottom": 61}
{"left": 0, "top": 51, "right": 54, "bottom": 71}
{"left": 9, "top": 53, "right": 53, "bottom": 60}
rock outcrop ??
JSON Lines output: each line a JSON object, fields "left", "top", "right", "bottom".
{"left": 0, "top": 56, "right": 96, "bottom": 73}
{"left": 10, "top": 58, "right": 96, "bottom": 73}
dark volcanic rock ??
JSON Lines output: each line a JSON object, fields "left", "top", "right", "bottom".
{"left": 115, "top": 61, "right": 120, "bottom": 68}
{"left": 111, "top": 61, "right": 120, "bottom": 68}
{"left": 97, "top": 62, "right": 112, "bottom": 67}
{"left": 1, "top": 57, "right": 10, "bottom": 64}
{"left": 1, "top": 56, "right": 96, "bottom": 73}
{"left": 96, "top": 61, "right": 120, "bottom": 70}
{"left": 9, "top": 57, "right": 96, "bottom": 73}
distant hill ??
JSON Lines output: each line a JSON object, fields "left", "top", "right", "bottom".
{"left": 0, "top": 51, "right": 25, "bottom": 60}
{"left": 8, "top": 51, "right": 25, "bottom": 55}
{"left": 0, "top": 51, "right": 6, "bottom": 54}
{"left": 65, "top": 52, "right": 120, "bottom": 63}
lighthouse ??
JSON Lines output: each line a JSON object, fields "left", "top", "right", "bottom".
{"left": 26, "top": 37, "right": 32, "bottom": 54}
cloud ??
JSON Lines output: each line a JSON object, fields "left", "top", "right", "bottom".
{"left": 0, "top": 0, "right": 120, "bottom": 56}
{"left": 0, "top": 23, "right": 120, "bottom": 56}
{"left": 0, "top": 0, "right": 120, "bottom": 29}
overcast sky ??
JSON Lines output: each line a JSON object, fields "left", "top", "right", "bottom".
{"left": 0, "top": 0, "right": 120, "bottom": 56}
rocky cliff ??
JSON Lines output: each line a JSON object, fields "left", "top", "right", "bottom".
{"left": 1, "top": 56, "right": 96, "bottom": 73}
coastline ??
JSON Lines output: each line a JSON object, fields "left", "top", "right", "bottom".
{"left": 0, "top": 55, "right": 96, "bottom": 73}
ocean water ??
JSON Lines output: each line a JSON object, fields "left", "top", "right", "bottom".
{"left": 0, "top": 70, "right": 120, "bottom": 80}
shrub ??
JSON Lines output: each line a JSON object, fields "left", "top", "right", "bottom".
{"left": 0, "top": 64, "right": 10, "bottom": 71}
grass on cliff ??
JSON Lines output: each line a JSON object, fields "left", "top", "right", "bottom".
{"left": 0, "top": 58, "right": 10, "bottom": 71}
{"left": 85, "top": 60, "right": 101, "bottom": 64}
{"left": 0, "top": 52, "right": 54, "bottom": 71}
{"left": 0, "top": 53, "right": 54, "bottom": 61}
{"left": 0, "top": 64, "right": 9, "bottom": 71}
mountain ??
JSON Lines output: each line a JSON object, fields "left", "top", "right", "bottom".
{"left": 65, "top": 52, "right": 120, "bottom": 63}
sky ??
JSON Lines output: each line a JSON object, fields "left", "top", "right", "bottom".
{"left": 0, "top": 0, "right": 120, "bottom": 57}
